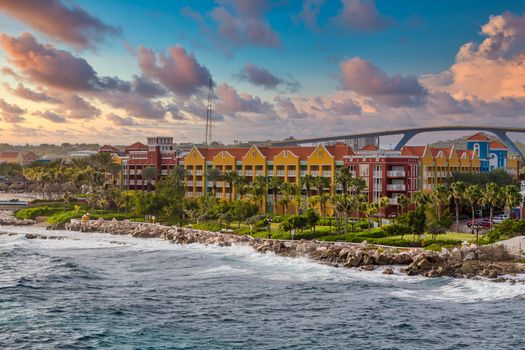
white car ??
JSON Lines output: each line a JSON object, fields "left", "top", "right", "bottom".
{"left": 492, "top": 214, "right": 510, "bottom": 224}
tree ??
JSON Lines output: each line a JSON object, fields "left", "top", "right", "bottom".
{"left": 430, "top": 184, "right": 449, "bottom": 220}
{"left": 449, "top": 181, "right": 465, "bottom": 227}
{"left": 333, "top": 194, "right": 353, "bottom": 234}
{"left": 267, "top": 176, "right": 282, "bottom": 214}
{"left": 502, "top": 185, "right": 522, "bottom": 216}
{"left": 335, "top": 167, "right": 353, "bottom": 194}
{"left": 304, "top": 208, "right": 320, "bottom": 231}
{"left": 407, "top": 206, "right": 426, "bottom": 241}
{"left": 206, "top": 167, "right": 223, "bottom": 197}
{"left": 397, "top": 194, "right": 410, "bottom": 215}
{"left": 250, "top": 176, "right": 267, "bottom": 211}
{"left": 480, "top": 182, "right": 502, "bottom": 228}
{"left": 142, "top": 166, "right": 158, "bottom": 192}
{"left": 464, "top": 184, "right": 482, "bottom": 234}
{"left": 364, "top": 202, "right": 378, "bottom": 232}
{"left": 280, "top": 182, "right": 296, "bottom": 215}
{"left": 154, "top": 167, "right": 186, "bottom": 224}
{"left": 313, "top": 176, "right": 330, "bottom": 216}
{"left": 301, "top": 174, "right": 315, "bottom": 205}
{"left": 378, "top": 196, "right": 390, "bottom": 226}
{"left": 234, "top": 175, "right": 250, "bottom": 200}
{"left": 413, "top": 191, "right": 430, "bottom": 207}
{"left": 221, "top": 170, "right": 237, "bottom": 202}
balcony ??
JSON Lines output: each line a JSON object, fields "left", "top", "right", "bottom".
{"left": 300, "top": 170, "right": 307, "bottom": 177}
{"left": 255, "top": 170, "right": 264, "bottom": 176}
{"left": 276, "top": 170, "right": 285, "bottom": 177}
{"left": 195, "top": 192, "right": 203, "bottom": 197}
{"left": 186, "top": 169, "right": 193, "bottom": 175}
{"left": 186, "top": 180, "right": 193, "bottom": 186}
{"left": 215, "top": 192, "right": 223, "bottom": 198}
{"left": 185, "top": 192, "right": 193, "bottom": 197}
{"left": 322, "top": 171, "right": 331, "bottom": 177}
{"left": 373, "top": 171, "right": 382, "bottom": 178}
{"left": 387, "top": 171, "right": 405, "bottom": 177}
{"left": 267, "top": 170, "right": 274, "bottom": 176}
{"left": 387, "top": 184, "right": 405, "bottom": 191}
{"left": 129, "top": 180, "right": 135, "bottom": 185}
{"left": 161, "top": 170, "right": 168, "bottom": 175}
{"left": 288, "top": 170, "right": 296, "bottom": 177}
{"left": 389, "top": 198, "right": 399, "bottom": 205}
{"left": 195, "top": 181, "right": 203, "bottom": 187}
{"left": 349, "top": 171, "right": 356, "bottom": 177}
{"left": 195, "top": 170, "right": 203, "bottom": 175}
{"left": 245, "top": 170, "right": 253, "bottom": 176}
{"left": 310, "top": 171, "right": 319, "bottom": 176}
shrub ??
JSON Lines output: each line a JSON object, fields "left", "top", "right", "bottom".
{"left": 15, "top": 206, "right": 66, "bottom": 219}
{"left": 380, "top": 224, "right": 410, "bottom": 237}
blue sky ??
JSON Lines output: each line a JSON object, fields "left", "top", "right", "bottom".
{"left": 0, "top": 0, "right": 524, "bottom": 145}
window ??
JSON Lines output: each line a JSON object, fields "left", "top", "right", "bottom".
{"left": 318, "top": 150, "right": 322, "bottom": 157}
{"left": 359, "top": 164, "right": 369, "bottom": 177}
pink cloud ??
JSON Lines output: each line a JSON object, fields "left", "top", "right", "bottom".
{"left": 4, "top": 83, "right": 60, "bottom": 103}
{"left": 0, "top": 98, "right": 25, "bottom": 123}
{"left": 334, "top": 0, "right": 392, "bottom": 31}
{"left": 235, "top": 63, "right": 300, "bottom": 92}
{"left": 138, "top": 46, "right": 211, "bottom": 96}
{"left": 340, "top": 57, "right": 427, "bottom": 107}
{"left": 33, "top": 110, "right": 67, "bottom": 123}
{"left": 215, "top": 83, "right": 274, "bottom": 115}
{"left": 0, "top": 0, "right": 120, "bottom": 49}
{"left": 106, "top": 113, "right": 135, "bottom": 126}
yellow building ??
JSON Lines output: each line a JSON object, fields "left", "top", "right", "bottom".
{"left": 401, "top": 146, "right": 480, "bottom": 192}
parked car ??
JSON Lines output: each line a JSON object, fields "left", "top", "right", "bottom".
{"left": 492, "top": 214, "right": 510, "bottom": 224}
{"left": 466, "top": 219, "right": 492, "bottom": 229}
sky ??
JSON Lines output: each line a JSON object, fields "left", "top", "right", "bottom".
{"left": 0, "top": 0, "right": 525, "bottom": 146}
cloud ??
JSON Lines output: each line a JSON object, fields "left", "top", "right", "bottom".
{"left": 0, "top": 33, "right": 99, "bottom": 91}
{"left": 138, "top": 45, "right": 211, "bottom": 96}
{"left": 215, "top": 83, "right": 275, "bottom": 115}
{"left": 235, "top": 63, "right": 300, "bottom": 92}
{"left": 427, "top": 91, "right": 473, "bottom": 115}
{"left": 0, "top": 98, "right": 25, "bottom": 123}
{"left": 33, "top": 110, "right": 67, "bottom": 123}
{"left": 339, "top": 57, "right": 427, "bottom": 107}
{"left": 4, "top": 83, "right": 60, "bottom": 103}
{"left": 274, "top": 97, "right": 308, "bottom": 119}
{"left": 334, "top": 0, "right": 392, "bottom": 31}
{"left": 326, "top": 99, "right": 362, "bottom": 116}
{"left": 59, "top": 94, "right": 101, "bottom": 119}
{"left": 294, "top": 0, "right": 326, "bottom": 31}
{"left": 211, "top": 0, "right": 280, "bottom": 48}
{"left": 106, "top": 113, "right": 135, "bottom": 126}
{"left": 0, "top": 0, "right": 120, "bottom": 49}
{"left": 130, "top": 75, "right": 167, "bottom": 98}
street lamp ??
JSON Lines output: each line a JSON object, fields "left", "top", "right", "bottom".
{"left": 266, "top": 216, "right": 273, "bottom": 239}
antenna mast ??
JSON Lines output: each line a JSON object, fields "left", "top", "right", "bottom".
{"left": 205, "top": 78, "right": 214, "bottom": 145}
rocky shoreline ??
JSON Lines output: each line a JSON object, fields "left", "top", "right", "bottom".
{"left": 57, "top": 218, "right": 524, "bottom": 282}
{"left": 0, "top": 210, "right": 35, "bottom": 226}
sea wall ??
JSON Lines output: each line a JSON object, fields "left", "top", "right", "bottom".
{"left": 63, "top": 218, "right": 522, "bottom": 280}
{"left": 0, "top": 210, "right": 35, "bottom": 225}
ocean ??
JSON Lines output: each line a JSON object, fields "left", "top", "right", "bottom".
{"left": 1, "top": 226, "right": 525, "bottom": 349}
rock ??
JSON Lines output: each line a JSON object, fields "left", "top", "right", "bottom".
{"left": 360, "top": 265, "right": 374, "bottom": 271}
{"left": 464, "top": 252, "right": 476, "bottom": 260}
{"left": 382, "top": 267, "right": 394, "bottom": 275}
{"left": 417, "top": 258, "right": 432, "bottom": 271}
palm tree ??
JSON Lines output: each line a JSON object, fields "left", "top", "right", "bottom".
{"left": 378, "top": 196, "right": 390, "bottom": 226}
{"left": 464, "top": 184, "right": 481, "bottom": 234}
{"left": 280, "top": 182, "right": 295, "bottom": 215}
{"left": 313, "top": 176, "right": 330, "bottom": 215}
{"left": 250, "top": 176, "right": 267, "bottom": 211}
{"left": 431, "top": 184, "right": 449, "bottom": 220}
{"left": 301, "top": 174, "right": 315, "bottom": 205}
{"left": 142, "top": 166, "right": 158, "bottom": 192}
{"left": 221, "top": 170, "right": 237, "bottom": 202}
{"left": 335, "top": 167, "right": 353, "bottom": 194}
{"left": 449, "top": 181, "right": 465, "bottom": 226}
{"left": 364, "top": 202, "right": 379, "bottom": 232}
{"left": 502, "top": 185, "right": 522, "bottom": 216}
{"left": 350, "top": 177, "right": 367, "bottom": 195}
{"left": 234, "top": 175, "right": 250, "bottom": 200}
{"left": 333, "top": 194, "right": 353, "bottom": 234}
{"left": 397, "top": 193, "right": 410, "bottom": 215}
{"left": 206, "top": 167, "right": 223, "bottom": 197}
{"left": 267, "top": 176, "right": 282, "bottom": 214}
{"left": 413, "top": 191, "right": 430, "bottom": 207}
{"left": 480, "top": 182, "right": 501, "bottom": 228}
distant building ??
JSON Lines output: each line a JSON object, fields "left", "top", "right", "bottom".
{"left": 466, "top": 132, "right": 520, "bottom": 175}
{"left": 22, "top": 152, "right": 38, "bottom": 165}
{"left": 0, "top": 151, "right": 24, "bottom": 164}
{"left": 121, "top": 137, "right": 178, "bottom": 191}
{"left": 69, "top": 150, "right": 97, "bottom": 158}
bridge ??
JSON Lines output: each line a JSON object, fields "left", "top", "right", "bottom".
{"left": 269, "top": 126, "right": 525, "bottom": 158}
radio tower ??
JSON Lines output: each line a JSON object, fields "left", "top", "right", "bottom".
{"left": 205, "top": 78, "right": 214, "bottom": 145}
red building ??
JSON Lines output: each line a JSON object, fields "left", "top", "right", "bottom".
{"left": 343, "top": 146, "right": 420, "bottom": 213}
{"left": 122, "top": 137, "right": 178, "bottom": 190}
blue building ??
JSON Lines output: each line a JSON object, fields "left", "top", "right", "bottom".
{"left": 466, "top": 133, "right": 508, "bottom": 172}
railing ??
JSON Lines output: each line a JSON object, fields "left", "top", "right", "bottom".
{"left": 387, "top": 184, "right": 405, "bottom": 191}
{"left": 310, "top": 171, "right": 319, "bottom": 176}
{"left": 215, "top": 192, "right": 223, "bottom": 198}
{"left": 300, "top": 170, "right": 307, "bottom": 176}
{"left": 186, "top": 181, "right": 193, "bottom": 186}
{"left": 185, "top": 192, "right": 193, "bottom": 197}
{"left": 349, "top": 171, "right": 356, "bottom": 177}
{"left": 276, "top": 170, "right": 285, "bottom": 176}
{"left": 373, "top": 171, "right": 382, "bottom": 178}
{"left": 129, "top": 180, "right": 135, "bottom": 185}
{"left": 288, "top": 170, "right": 296, "bottom": 176}
{"left": 387, "top": 171, "right": 405, "bottom": 177}
{"left": 195, "top": 170, "right": 202, "bottom": 175}
{"left": 186, "top": 170, "right": 193, "bottom": 175}
{"left": 195, "top": 192, "right": 202, "bottom": 197}
{"left": 389, "top": 198, "right": 398, "bottom": 205}
{"left": 245, "top": 170, "right": 253, "bottom": 176}
{"left": 256, "top": 171, "right": 264, "bottom": 176}
{"left": 322, "top": 171, "right": 331, "bottom": 177}
{"left": 267, "top": 170, "right": 273, "bottom": 176}
{"left": 195, "top": 181, "right": 202, "bottom": 186}
{"left": 161, "top": 170, "right": 168, "bottom": 175}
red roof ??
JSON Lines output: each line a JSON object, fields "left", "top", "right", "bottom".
{"left": 456, "top": 149, "right": 476, "bottom": 159}
{"left": 359, "top": 144, "right": 379, "bottom": 151}
{"left": 401, "top": 146, "right": 426, "bottom": 157}
{"left": 0, "top": 151, "right": 20, "bottom": 158}
{"left": 490, "top": 140, "right": 507, "bottom": 149}
{"left": 430, "top": 147, "right": 453, "bottom": 158}
{"left": 467, "top": 132, "right": 490, "bottom": 141}
{"left": 99, "top": 145, "right": 120, "bottom": 153}
{"left": 23, "top": 151, "right": 37, "bottom": 161}
{"left": 327, "top": 143, "right": 355, "bottom": 160}
{"left": 125, "top": 142, "right": 148, "bottom": 152}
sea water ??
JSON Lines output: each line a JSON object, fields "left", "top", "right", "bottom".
{"left": 1, "top": 226, "right": 525, "bottom": 349}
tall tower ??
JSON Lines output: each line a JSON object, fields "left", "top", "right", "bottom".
{"left": 205, "top": 78, "right": 214, "bottom": 145}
